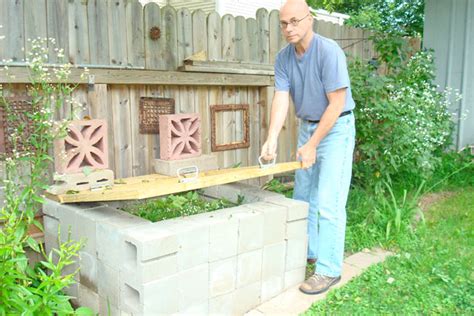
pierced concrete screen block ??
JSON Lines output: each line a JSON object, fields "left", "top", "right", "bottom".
{"left": 159, "top": 113, "right": 201, "bottom": 160}
{"left": 54, "top": 119, "right": 108, "bottom": 174}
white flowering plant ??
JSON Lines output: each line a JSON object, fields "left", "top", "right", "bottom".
{"left": 350, "top": 50, "right": 457, "bottom": 188}
{"left": 0, "top": 38, "right": 92, "bottom": 314}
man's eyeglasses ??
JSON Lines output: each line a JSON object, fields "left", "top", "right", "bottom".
{"left": 279, "top": 13, "right": 310, "bottom": 29}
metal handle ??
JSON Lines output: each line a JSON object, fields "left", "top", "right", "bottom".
{"left": 177, "top": 165, "right": 199, "bottom": 183}
{"left": 258, "top": 155, "right": 276, "bottom": 169}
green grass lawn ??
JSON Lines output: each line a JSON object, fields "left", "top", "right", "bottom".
{"left": 304, "top": 188, "right": 474, "bottom": 315}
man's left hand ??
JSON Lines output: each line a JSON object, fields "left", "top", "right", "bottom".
{"left": 297, "top": 142, "right": 317, "bottom": 169}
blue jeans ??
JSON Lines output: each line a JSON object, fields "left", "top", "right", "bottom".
{"left": 293, "top": 113, "right": 355, "bottom": 277}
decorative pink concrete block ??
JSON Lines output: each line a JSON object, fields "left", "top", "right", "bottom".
{"left": 54, "top": 119, "right": 108, "bottom": 174}
{"left": 159, "top": 113, "right": 201, "bottom": 160}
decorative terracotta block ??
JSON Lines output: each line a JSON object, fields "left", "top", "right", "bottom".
{"left": 159, "top": 113, "right": 201, "bottom": 160}
{"left": 54, "top": 119, "right": 108, "bottom": 174}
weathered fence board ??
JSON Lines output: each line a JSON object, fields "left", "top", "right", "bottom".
{"left": 256, "top": 8, "right": 270, "bottom": 64}
{"left": 161, "top": 5, "right": 178, "bottom": 70}
{"left": 24, "top": 0, "right": 47, "bottom": 54}
{"left": 88, "top": 0, "right": 110, "bottom": 65}
{"left": 46, "top": 0, "right": 69, "bottom": 64}
{"left": 0, "top": 0, "right": 24, "bottom": 62}
{"left": 207, "top": 11, "right": 222, "bottom": 61}
{"left": 108, "top": 0, "right": 128, "bottom": 66}
{"left": 126, "top": 0, "right": 145, "bottom": 68}
{"left": 177, "top": 8, "right": 192, "bottom": 65}
{"left": 68, "top": 0, "right": 90, "bottom": 64}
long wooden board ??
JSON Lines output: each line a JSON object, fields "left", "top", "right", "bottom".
{"left": 46, "top": 161, "right": 301, "bottom": 203}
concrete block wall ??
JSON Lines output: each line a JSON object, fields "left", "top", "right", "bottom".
{"left": 43, "top": 183, "right": 308, "bottom": 315}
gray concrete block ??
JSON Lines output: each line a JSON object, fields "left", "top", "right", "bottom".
{"left": 284, "top": 267, "right": 306, "bottom": 289}
{"left": 175, "top": 300, "right": 208, "bottom": 316}
{"left": 261, "top": 274, "right": 284, "bottom": 302}
{"left": 209, "top": 291, "right": 235, "bottom": 315}
{"left": 171, "top": 220, "right": 209, "bottom": 271}
{"left": 97, "top": 260, "right": 120, "bottom": 307}
{"left": 177, "top": 263, "right": 209, "bottom": 310}
{"left": 285, "top": 238, "right": 307, "bottom": 271}
{"left": 122, "top": 253, "right": 178, "bottom": 287}
{"left": 262, "top": 242, "right": 286, "bottom": 281}
{"left": 154, "top": 154, "right": 218, "bottom": 176}
{"left": 244, "top": 202, "right": 287, "bottom": 245}
{"left": 43, "top": 215, "right": 59, "bottom": 256}
{"left": 75, "top": 206, "right": 124, "bottom": 254}
{"left": 208, "top": 217, "right": 238, "bottom": 262}
{"left": 237, "top": 249, "right": 263, "bottom": 288}
{"left": 99, "top": 296, "right": 120, "bottom": 316}
{"left": 96, "top": 213, "right": 149, "bottom": 267}
{"left": 235, "top": 210, "right": 264, "bottom": 253}
{"left": 121, "top": 223, "right": 178, "bottom": 266}
{"left": 286, "top": 219, "right": 307, "bottom": 240}
{"left": 78, "top": 283, "right": 100, "bottom": 314}
{"left": 209, "top": 257, "right": 237, "bottom": 298}
{"left": 267, "top": 197, "right": 309, "bottom": 222}
{"left": 79, "top": 251, "right": 98, "bottom": 292}
{"left": 234, "top": 282, "right": 262, "bottom": 315}
{"left": 141, "top": 274, "right": 179, "bottom": 314}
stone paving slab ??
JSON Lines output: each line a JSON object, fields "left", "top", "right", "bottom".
{"left": 246, "top": 248, "right": 393, "bottom": 316}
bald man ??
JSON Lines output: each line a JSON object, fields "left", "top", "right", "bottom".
{"left": 261, "top": 0, "right": 356, "bottom": 295}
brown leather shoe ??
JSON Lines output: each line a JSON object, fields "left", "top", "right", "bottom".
{"left": 299, "top": 273, "right": 341, "bottom": 295}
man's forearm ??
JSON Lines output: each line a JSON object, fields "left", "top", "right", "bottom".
{"left": 267, "top": 92, "right": 290, "bottom": 140}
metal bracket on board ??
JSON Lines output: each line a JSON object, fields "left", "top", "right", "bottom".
{"left": 258, "top": 156, "right": 276, "bottom": 169}
{"left": 177, "top": 165, "right": 199, "bottom": 183}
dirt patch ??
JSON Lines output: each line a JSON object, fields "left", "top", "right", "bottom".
{"left": 418, "top": 191, "right": 456, "bottom": 213}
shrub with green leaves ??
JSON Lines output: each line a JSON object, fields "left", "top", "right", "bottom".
{"left": 351, "top": 50, "right": 456, "bottom": 188}
{"left": 0, "top": 38, "right": 92, "bottom": 314}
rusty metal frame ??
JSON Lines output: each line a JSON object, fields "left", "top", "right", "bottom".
{"left": 0, "top": 96, "right": 35, "bottom": 156}
{"left": 210, "top": 104, "right": 250, "bottom": 152}
{"left": 139, "top": 97, "right": 175, "bottom": 134}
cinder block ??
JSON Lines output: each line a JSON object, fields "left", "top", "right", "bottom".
{"left": 244, "top": 202, "right": 287, "bottom": 245}
{"left": 159, "top": 113, "right": 201, "bottom": 160}
{"left": 53, "top": 119, "right": 108, "bottom": 174}
{"left": 99, "top": 296, "right": 120, "bottom": 316}
{"left": 141, "top": 274, "right": 179, "bottom": 314}
{"left": 78, "top": 283, "right": 100, "bottom": 313}
{"left": 175, "top": 300, "right": 208, "bottom": 316}
{"left": 209, "top": 257, "right": 237, "bottom": 298}
{"left": 209, "top": 291, "right": 235, "bottom": 315}
{"left": 234, "top": 282, "right": 262, "bottom": 315}
{"left": 262, "top": 242, "right": 286, "bottom": 281}
{"left": 122, "top": 253, "right": 178, "bottom": 287}
{"left": 267, "top": 197, "right": 309, "bottom": 222}
{"left": 43, "top": 215, "right": 59, "bottom": 256}
{"left": 79, "top": 251, "right": 98, "bottom": 292}
{"left": 285, "top": 238, "right": 307, "bottom": 271}
{"left": 284, "top": 267, "right": 305, "bottom": 289}
{"left": 76, "top": 206, "right": 124, "bottom": 254}
{"left": 261, "top": 275, "right": 284, "bottom": 302}
{"left": 156, "top": 219, "right": 209, "bottom": 271}
{"left": 286, "top": 219, "right": 307, "bottom": 240}
{"left": 201, "top": 183, "right": 245, "bottom": 202}
{"left": 208, "top": 217, "right": 238, "bottom": 262}
{"left": 96, "top": 213, "right": 149, "bottom": 267}
{"left": 97, "top": 260, "right": 120, "bottom": 307}
{"left": 236, "top": 210, "right": 264, "bottom": 253}
{"left": 237, "top": 249, "right": 263, "bottom": 288}
{"left": 154, "top": 154, "right": 217, "bottom": 176}
{"left": 121, "top": 222, "right": 179, "bottom": 266}
{"left": 177, "top": 263, "right": 209, "bottom": 310}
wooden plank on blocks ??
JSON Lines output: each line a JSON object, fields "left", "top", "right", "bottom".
{"left": 47, "top": 161, "right": 302, "bottom": 203}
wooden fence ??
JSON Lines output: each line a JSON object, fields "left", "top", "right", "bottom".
{"left": 0, "top": 0, "right": 382, "bottom": 180}
{"left": 0, "top": 0, "right": 376, "bottom": 67}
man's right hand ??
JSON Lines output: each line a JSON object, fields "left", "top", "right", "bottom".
{"left": 261, "top": 137, "right": 277, "bottom": 161}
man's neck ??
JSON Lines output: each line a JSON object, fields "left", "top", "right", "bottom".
{"left": 295, "top": 32, "right": 314, "bottom": 56}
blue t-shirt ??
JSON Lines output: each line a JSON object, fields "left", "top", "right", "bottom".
{"left": 274, "top": 33, "right": 355, "bottom": 121}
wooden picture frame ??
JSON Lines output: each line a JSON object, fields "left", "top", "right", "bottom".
{"left": 210, "top": 104, "right": 250, "bottom": 152}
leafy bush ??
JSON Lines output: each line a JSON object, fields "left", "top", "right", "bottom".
{"left": 351, "top": 50, "right": 457, "bottom": 188}
{"left": 123, "top": 191, "right": 244, "bottom": 222}
{"left": 0, "top": 38, "right": 92, "bottom": 314}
